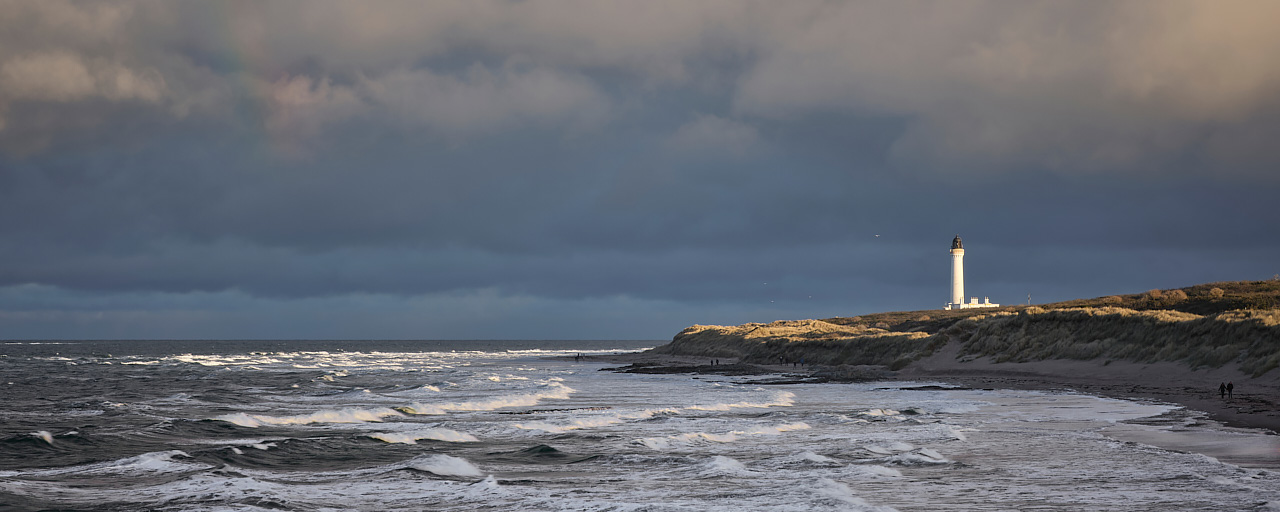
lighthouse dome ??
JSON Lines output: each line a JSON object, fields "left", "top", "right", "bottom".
{"left": 951, "top": 235, "right": 963, "bottom": 250}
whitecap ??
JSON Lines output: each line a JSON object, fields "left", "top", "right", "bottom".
{"left": 214, "top": 407, "right": 403, "bottom": 427}
{"left": 368, "top": 428, "right": 479, "bottom": 444}
{"left": 702, "top": 455, "right": 754, "bottom": 476}
{"left": 857, "top": 465, "right": 903, "bottom": 478}
{"left": 887, "top": 447, "right": 951, "bottom": 465}
{"left": 685, "top": 391, "right": 795, "bottom": 411}
{"left": 864, "top": 442, "right": 913, "bottom": 455}
{"left": 799, "top": 451, "right": 837, "bottom": 463}
{"left": 401, "top": 382, "right": 575, "bottom": 415}
{"left": 514, "top": 408, "right": 678, "bottom": 433}
{"left": 6, "top": 450, "right": 210, "bottom": 478}
{"left": 407, "top": 454, "right": 483, "bottom": 477}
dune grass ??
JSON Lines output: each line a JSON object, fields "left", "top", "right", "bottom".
{"left": 652, "top": 280, "right": 1280, "bottom": 376}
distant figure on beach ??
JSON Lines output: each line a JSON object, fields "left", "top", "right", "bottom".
{"left": 1227, "top": 382, "right": 1234, "bottom": 398}
{"left": 1219, "top": 382, "right": 1226, "bottom": 398}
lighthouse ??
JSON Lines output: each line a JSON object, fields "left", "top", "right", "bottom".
{"left": 950, "top": 235, "right": 964, "bottom": 307}
{"left": 945, "top": 235, "right": 999, "bottom": 310}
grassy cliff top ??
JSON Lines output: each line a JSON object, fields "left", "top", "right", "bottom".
{"left": 821, "top": 279, "right": 1280, "bottom": 336}
{"left": 655, "top": 280, "right": 1280, "bottom": 376}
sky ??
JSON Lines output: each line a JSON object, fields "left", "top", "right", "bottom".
{"left": 1, "top": 0, "right": 1279, "bottom": 340}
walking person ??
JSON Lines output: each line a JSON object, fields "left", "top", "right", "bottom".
{"left": 1227, "top": 382, "right": 1234, "bottom": 399}
{"left": 1219, "top": 382, "right": 1227, "bottom": 398}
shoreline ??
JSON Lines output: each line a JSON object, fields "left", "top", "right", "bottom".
{"left": 561, "top": 345, "right": 1280, "bottom": 436}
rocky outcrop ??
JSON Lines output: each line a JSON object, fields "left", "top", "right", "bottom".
{"left": 650, "top": 319, "right": 942, "bottom": 370}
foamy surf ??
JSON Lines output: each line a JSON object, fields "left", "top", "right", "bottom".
{"left": 685, "top": 390, "right": 796, "bottom": 411}
{"left": 400, "top": 382, "right": 575, "bottom": 415}
{"left": 215, "top": 407, "right": 404, "bottom": 427}
{"left": 4, "top": 341, "right": 1278, "bottom": 511}
{"left": 513, "top": 408, "right": 679, "bottom": 433}
{"left": 2, "top": 450, "right": 210, "bottom": 478}
{"left": 701, "top": 455, "right": 755, "bottom": 477}
{"left": 368, "top": 428, "right": 479, "bottom": 444}
{"left": 814, "top": 478, "right": 899, "bottom": 511}
{"left": 407, "top": 454, "right": 484, "bottom": 477}
{"left": 636, "top": 422, "right": 810, "bottom": 450}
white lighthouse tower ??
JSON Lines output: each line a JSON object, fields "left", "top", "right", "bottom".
{"left": 945, "top": 234, "right": 999, "bottom": 310}
{"left": 949, "top": 235, "right": 964, "bottom": 307}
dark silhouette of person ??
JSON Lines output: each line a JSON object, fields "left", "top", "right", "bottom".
{"left": 1227, "top": 382, "right": 1234, "bottom": 398}
{"left": 1219, "top": 382, "right": 1226, "bottom": 398}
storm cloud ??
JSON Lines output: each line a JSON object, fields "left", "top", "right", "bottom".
{"left": 1, "top": 1, "right": 1277, "bottom": 339}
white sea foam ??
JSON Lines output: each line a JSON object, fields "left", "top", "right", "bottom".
{"left": 813, "top": 478, "right": 898, "bottom": 511}
{"left": 368, "top": 428, "right": 478, "bottom": 444}
{"left": 702, "top": 455, "right": 754, "bottom": 476}
{"left": 215, "top": 407, "right": 403, "bottom": 427}
{"left": 407, "top": 454, "right": 484, "bottom": 477}
{"left": 887, "top": 447, "right": 951, "bottom": 465}
{"left": 475, "top": 474, "right": 500, "bottom": 489}
{"left": 857, "top": 465, "right": 903, "bottom": 478}
{"left": 745, "top": 422, "right": 810, "bottom": 435}
{"left": 637, "top": 422, "right": 809, "bottom": 450}
{"left": 864, "top": 442, "right": 913, "bottom": 455}
{"left": 638, "top": 432, "right": 738, "bottom": 450}
{"left": 3, "top": 450, "right": 210, "bottom": 478}
{"left": 799, "top": 451, "right": 837, "bottom": 463}
{"left": 685, "top": 390, "right": 795, "bottom": 411}
{"left": 514, "top": 408, "right": 679, "bottom": 433}
{"left": 402, "top": 382, "right": 575, "bottom": 415}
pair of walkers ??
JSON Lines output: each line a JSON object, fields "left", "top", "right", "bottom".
{"left": 1218, "top": 381, "right": 1234, "bottom": 398}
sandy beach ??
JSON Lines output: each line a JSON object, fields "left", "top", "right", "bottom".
{"left": 567, "top": 343, "right": 1280, "bottom": 436}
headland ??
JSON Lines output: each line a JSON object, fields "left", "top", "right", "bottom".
{"left": 586, "top": 280, "right": 1280, "bottom": 434}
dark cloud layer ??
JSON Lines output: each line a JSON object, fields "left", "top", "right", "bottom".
{"left": 1, "top": 1, "right": 1278, "bottom": 339}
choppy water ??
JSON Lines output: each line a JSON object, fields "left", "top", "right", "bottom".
{"left": 2, "top": 340, "right": 1278, "bottom": 511}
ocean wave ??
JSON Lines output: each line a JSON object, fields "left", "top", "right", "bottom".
{"left": 406, "top": 454, "right": 484, "bottom": 477}
{"left": 0, "top": 450, "right": 210, "bottom": 478}
{"left": 513, "top": 408, "right": 680, "bottom": 433}
{"left": 214, "top": 407, "right": 404, "bottom": 427}
{"left": 684, "top": 391, "right": 795, "bottom": 411}
{"left": 813, "top": 478, "right": 898, "bottom": 511}
{"left": 368, "top": 428, "right": 478, "bottom": 444}
{"left": 701, "top": 455, "right": 754, "bottom": 477}
{"left": 400, "top": 382, "right": 575, "bottom": 415}
{"left": 636, "top": 422, "right": 810, "bottom": 450}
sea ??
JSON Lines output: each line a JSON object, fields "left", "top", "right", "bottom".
{"left": 2, "top": 339, "right": 1278, "bottom": 511}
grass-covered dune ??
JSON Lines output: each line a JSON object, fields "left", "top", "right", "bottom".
{"left": 649, "top": 280, "right": 1280, "bottom": 376}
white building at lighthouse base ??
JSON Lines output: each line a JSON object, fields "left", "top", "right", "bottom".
{"left": 945, "top": 297, "right": 1000, "bottom": 310}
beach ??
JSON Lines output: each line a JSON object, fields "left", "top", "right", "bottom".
{"left": 576, "top": 342, "right": 1280, "bottom": 463}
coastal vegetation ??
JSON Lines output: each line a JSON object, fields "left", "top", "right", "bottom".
{"left": 651, "top": 280, "right": 1280, "bottom": 376}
